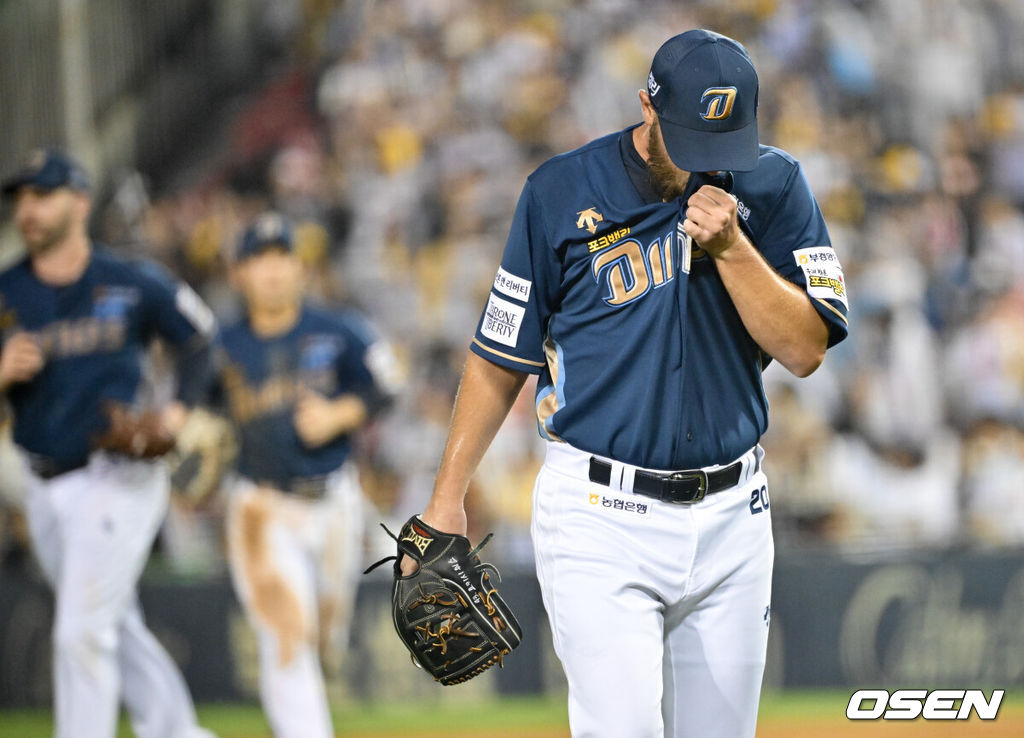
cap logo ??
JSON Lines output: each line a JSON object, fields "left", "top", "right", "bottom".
{"left": 256, "top": 213, "right": 284, "bottom": 240}
{"left": 647, "top": 71, "right": 661, "bottom": 96}
{"left": 700, "top": 87, "right": 737, "bottom": 120}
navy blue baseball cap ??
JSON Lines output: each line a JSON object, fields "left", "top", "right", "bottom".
{"left": 1, "top": 148, "right": 91, "bottom": 197}
{"left": 237, "top": 211, "right": 294, "bottom": 260}
{"left": 646, "top": 30, "right": 760, "bottom": 172}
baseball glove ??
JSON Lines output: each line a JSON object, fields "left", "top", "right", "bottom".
{"left": 365, "top": 515, "right": 522, "bottom": 685}
{"left": 167, "top": 407, "right": 237, "bottom": 504}
{"left": 92, "top": 401, "right": 176, "bottom": 458}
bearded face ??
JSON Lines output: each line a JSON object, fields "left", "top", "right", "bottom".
{"left": 646, "top": 118, "right": 691, "bottom": 201}
{"left": 13, "top": 187, "right": 80, "bottom": 255}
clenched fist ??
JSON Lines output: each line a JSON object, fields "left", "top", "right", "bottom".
{"left": 682, "top": 185, "right": 742, "bottom": 258}
{"left": 0, "top": 332, "right": 44, "bottom": 391}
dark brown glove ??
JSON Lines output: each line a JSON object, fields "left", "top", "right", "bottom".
{"left": 92, "top": 402, "right": 176, "bottom": 458}
{"left": 365, "top": 515, "right": 522, "bottom": 685}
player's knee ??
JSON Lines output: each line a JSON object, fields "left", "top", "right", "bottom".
{"left": 53, "top": 617, "right": 117, "bottom": 660}
{"left": 570, "top": 698, "right": 663, "bottom": 738}
{"left": 567, "top": 673, "right": 663, "bottom": 737}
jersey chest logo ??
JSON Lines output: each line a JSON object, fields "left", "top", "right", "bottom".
{"left": 93, "top": 286, "right": 139, "bottom": 320}
{"left": 223, "top": 363, "right": 302, "bottom": 424}
{"left": 575, "top": 207, "right": 604, "bottom": 235}
{"left": 590, "top": 227, "right": 691, "bottom": 307}
{"left": 299, "top": 335, "right": 342, "bottom": 371}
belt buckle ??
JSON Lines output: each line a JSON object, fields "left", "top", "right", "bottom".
{"left": 666, "top": 469, "right": 708, "bottom": 503}
{"left": 290, "top": 477, "right": 328, "bottom": 500}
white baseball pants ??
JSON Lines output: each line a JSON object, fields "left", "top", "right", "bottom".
{"left": 225, "top": 465, "right": 364, "bottom": 738}
{"left": 23, "top": 452, "right": 214, "bottom": 738}
{"left": 532, "top": 442, "right": 773, "bottom": 738}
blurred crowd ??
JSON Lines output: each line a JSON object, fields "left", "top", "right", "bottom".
{"left": 4, "top": 0, "right": 1024, "bottom": 572}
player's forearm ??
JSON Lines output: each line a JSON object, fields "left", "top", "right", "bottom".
{"left": 713, "top": 235, "right": 828, "bottom": 377}
{"left": 329, "top": 394, "right": 368, "bottom": 435}
{"left": 426, "top": 352, "right": 528, "bottom": 515}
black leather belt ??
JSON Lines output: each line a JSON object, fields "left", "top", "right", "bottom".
{"left": 28, "top": 455, "right": 88, "bottom": 481}
{"left": 256, "top": 476, "right": 331, "bottom": 500}
{"left": 289, "top": 476, "right": 330, "bottom": 500}
{"left": 588, "top": 456, "right": 745, "bottom": 504}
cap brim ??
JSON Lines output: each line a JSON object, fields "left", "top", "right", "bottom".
{"left": 0, "top": 173, "right": 80, "bottom": 197}
{"left": 238, "top": 242, "right": 294, "bottom": 260}
{"left": 659, "top": 118, "right": 760, "bottom": 173}
{"left": 0, "top": 174, "right": 32, "bottom": 197}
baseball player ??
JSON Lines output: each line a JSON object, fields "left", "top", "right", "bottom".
{"left": 214, "top": 212, "right": 395, "bottom": 738}
{"left": 405, "top": 30, "right": 849, "bottom": 737}
{"left": 0, "top": 149, "right": 216, "bottom": 738}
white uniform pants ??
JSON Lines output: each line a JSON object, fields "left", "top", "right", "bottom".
{"left": 23, "top": 452, "right": 213, "bottom": 738}
{"left": 532, "top": 442, "right": 773, "bottom": 738}
{"left": 226, "top": 466, "right": 364, "bottom": 738}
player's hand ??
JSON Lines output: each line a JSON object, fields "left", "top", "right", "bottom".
{"left": 293, "top": 388, "right": 366, "bottom": 448}
{"left": 682, "top": 184, "right": 742, "bottom": 258}
{"left": 162, "top": 401, "right": 189, "bottom": 436}
{"left": 294, "top": 388, "right": 340, "bottom": 448}
{"left": 0, "top": 332, "right": 44, "bottom": 390}
{"left": 398, "top": 500, "right": 468, "bottom": 576}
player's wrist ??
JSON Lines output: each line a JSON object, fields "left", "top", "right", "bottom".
{"left": 420, "top": 498, "right": 468, "bottom": 537}
{"left": 709, "top": 230, "right": 751, "bottom": 263}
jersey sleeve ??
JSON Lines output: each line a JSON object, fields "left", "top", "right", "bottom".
{"left": 137, "top": 260, "right": 217, "bottom": 347}
{"left": 136, "top": 260, "right": 218, "bottom": 404}
{"left": 755, "top": 162, "right": 849, "bottom": 348}
{"left": 470, "top": 179, "right": 561, "bottom": 373}
{"left": 336, "top": 315, "right": 400, "bottom": 417}
{"left": 202, "top": 338, "right": 230, "bottom": 412}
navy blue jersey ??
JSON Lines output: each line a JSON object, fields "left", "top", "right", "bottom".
{"left": 216, "top": 303, "right": 389, "bottom": 488}
{"left": 0, "top": 245, "right": 216, "bottom": 466}
{"left": 471, "top": 125, "right": 849, "bottom": 469}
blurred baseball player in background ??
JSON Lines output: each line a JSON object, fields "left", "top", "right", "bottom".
{"left": 0, "top": 149, "right": 216, "bottom": 738}
{"left": 405, "top": 29, "right": 849, "bottom": 737}
{"left": 214, "top": 212, "right": 396, "bottom": 738}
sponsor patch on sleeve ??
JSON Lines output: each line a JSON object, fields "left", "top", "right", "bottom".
{"left": 793, "top": 246, "right": 848, "bottom": 308}
{"left": 175, "top": 283, "right": 216, "bottom": 335}
{"left": 492, "top": 266, "right": 532, "bottom": 302}
{"left": 480, "top": 293, "right": 526, "bottom": 348}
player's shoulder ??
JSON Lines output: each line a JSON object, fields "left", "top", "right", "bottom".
{"left": 0, "top": 255, "right": 33, "bottom": 290}
{"left": 89, "top": 244, "right": 178, "bottom": 288}
{"left": 526, "top": 129, "right": 623, "bottom": 190}
{"left": 0, "top": 244, "right": 160, "bottom": 291}
{"left": 732, "top": 146, "right": 818, "bottom": 228}
{"left": 302, "top": 302, "right": 377, "bottom": 342}
{"left": 218, "top": 316, "right": 251, "bottom": 344}
{"left": 737, "top": 146, "right": 804, "bottom": 190}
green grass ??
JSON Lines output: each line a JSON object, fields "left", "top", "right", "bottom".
{"left": 2, "top": 690, "right": 1021, "bottom": 737}
{"left": 0, "top": 696, "right": 571, "bottom": 737}
{"left": 332, "top": 696, "right": 569, "bottom": 732}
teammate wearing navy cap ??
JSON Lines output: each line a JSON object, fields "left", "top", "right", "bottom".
{"left": 0, "top": 149, "right": 216, "bottom": 738}
{"left": 215, "top": 212, "right": 398, "bottom": 738}
{"left": 406, "top": 30, "right": 849, "bottom": 737}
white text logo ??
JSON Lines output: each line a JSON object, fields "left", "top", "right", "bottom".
{"left": 846, "top": 689, "right": 1003, "bottom": 721}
